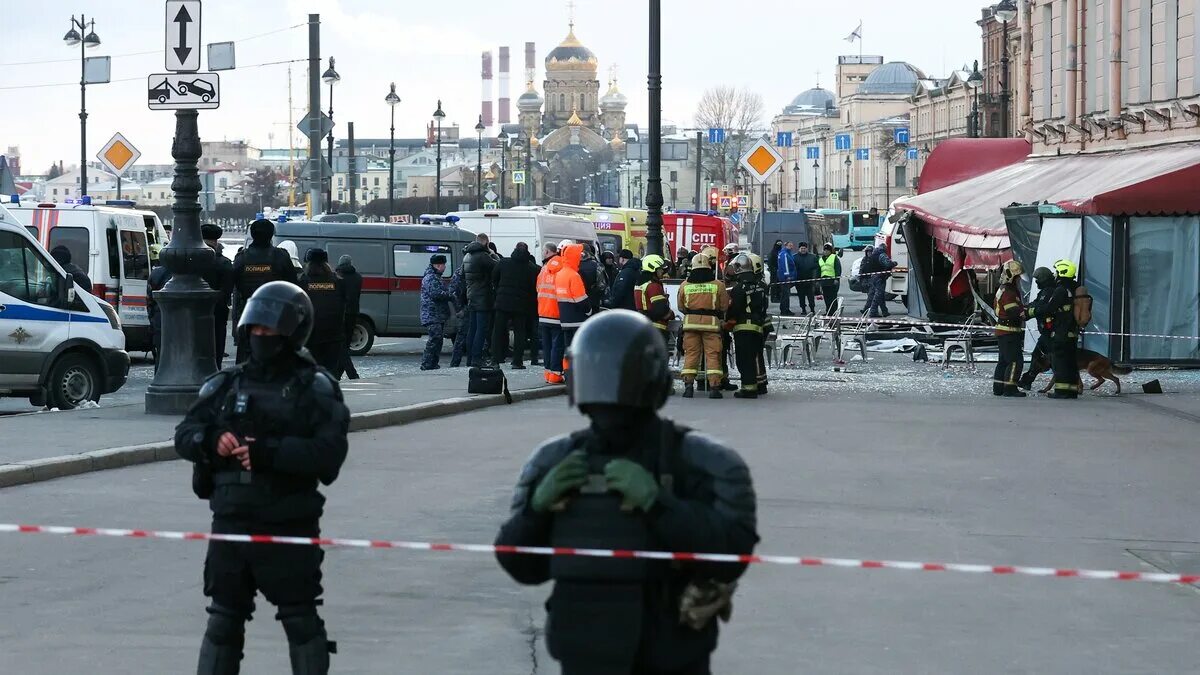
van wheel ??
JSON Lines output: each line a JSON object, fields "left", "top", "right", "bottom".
{"left": 349, "top": 317, "right": 375, "bottom": 356}
{"left": 47, "top": 353, "right": 101, "bottom": 410}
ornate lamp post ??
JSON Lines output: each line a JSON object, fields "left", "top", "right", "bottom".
{"left": 812, "top": 159, "right": 820, "bottom": 209}
{"left": 843, "top": 155, "right": 852, "bottom": 209}
{"left": 433, "top": 100, "right": 446, "bottom": 212}
{"left": 967, "top": 60, "right": 984, "bottom": 138}
{"left": 995, "top": 0, "right": 1018, "bottom": 137}
{"left": 385, "top": 82, "right": 400, "bottom": 216}
{"left": 64, "top": 15, "right": 101, "bottom": 197}
{"left": 475, "top": 115, "right": 485, "bottom": 209}
{"left": 321, "top": 57, "right": 340, "bottom": 211}
{"left": 497, "top": 129, "right": 509, "bottom": 208}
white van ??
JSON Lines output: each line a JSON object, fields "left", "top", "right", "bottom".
{"left": 875, "top": 197, "right": 912, "bottom": 301}
{"left": 0, "top": 208, "right": 130, "bottom": 410}
{"left": 8, "top": 197, "right": 169, "bottom": 351}
{"left": 448, "top": 209, "right": 598, "bottom": 257}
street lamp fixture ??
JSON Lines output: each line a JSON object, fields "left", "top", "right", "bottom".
{"left": 967, "top": 59, "right": 984, "bottom": 138}
{"left": 792, "top": 161, "right": 800, "bottom": 208}
{"left": 497, "top": 129, "right": 509, "bottom": 208}
{"left": 812, "top": 159, "right": 820, "bottom": 210}
{"left": 385, "top": 82, "right": 400, "bottom": 217}
{"left": 433, "top": 100, "right": 445, "bottom": 213}
{"left": 65, "top": 15, "right": 101, "bottom": 197}
{"left": 995, "top": 0, "right": 1018, "bottom": 23}
{"left": 322, "top": 57, "right": 340, "bottom": 212}
{"left": 843, "top": 155, "right": 852, "bottom": 209}
{"left": 475, "top": 115, "right": 485, "bottom": 210}
{"left": 995, "top": 0, "right": 1018, "bottom": 137}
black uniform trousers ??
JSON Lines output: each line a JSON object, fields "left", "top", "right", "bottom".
{"left": 796, "top": 281, "right": 817, "bottom": 314}
{"left": 1019, "top": 333, "right": 1051, "bottom": 389}
{"left": 1050, "top": 335, "right": 1081, "bottom": 397}
{"left": 214, "top": 310, "right": 229, "bottom": 369}
{"left": 820, "top": 279, "right": 839, "bottom": 313}
{"left": 492, "top": 310, "right": 530, "bottom": 366}
{"left": 307, "top": 340, "right": 343, "bottom": 374}
{"left": 204, "top": 518, "right": 325, "bottom": 623}
{"left": 340, "top": 317, "right": 359, "bottom": 379}
{"left": 993, "top": 332, "right": 1024, "bottom": 395}
{"left": 733, "top": 331, "right": 763, "bottom": 393}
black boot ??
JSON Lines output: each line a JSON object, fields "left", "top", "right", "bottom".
{"left": 1002, "top": 386, "right": 1027, "bottom": 398}
{"left": 708, "top": 389, "right": 724, "bottom": 399}
{"left": 682, "top": 384, "right": 694, "bottom": 398}
{"left": 734, "top": 390, "right": 757, "bottom": 399}
{"left": 288, "top": 637, "right": 334, "bottom": 675}
{"left": 993, "top": 383, "right": 1005, "bottom": 396}
{"left": 197, "top": 637, "right": 243, "bottom": 675}
{"left": 1046, "top": 391, "right": 1078, "bottom": 400}
{"left": 1016, "top": 373, "right": 1034, "bottom": 391}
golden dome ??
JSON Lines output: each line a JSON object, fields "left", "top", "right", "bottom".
{"left": 567, "top": 109, "right": 584, "bottom": 126}
{"left": 609, "top": 133, "right": 625, "bottom": 150}
{"left": 546, "top": 24, "right": 598, "bottom": 71}
{"left": 530, "top": 136, "right": 541, "bottom": 148}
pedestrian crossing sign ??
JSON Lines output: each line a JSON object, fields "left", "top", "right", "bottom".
{"left": 512, "top": 170, "right": 526, "bottom": 185}
{"left": 483, "top": 202, "right": 498, "bottom": 210}
{"left": 719, "top": 196, "right": 732, "bottom": 210}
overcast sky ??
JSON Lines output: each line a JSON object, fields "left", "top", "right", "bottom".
{"left": 0, "top": 0, "right": 984, "bottom": 175}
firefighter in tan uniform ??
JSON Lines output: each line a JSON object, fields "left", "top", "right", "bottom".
{"left": 677, "top": 253, "right": 731, "bottom": 399}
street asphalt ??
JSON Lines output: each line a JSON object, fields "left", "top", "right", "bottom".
{"left": 2, "top": 366, "right": 1200, "bottom": 673}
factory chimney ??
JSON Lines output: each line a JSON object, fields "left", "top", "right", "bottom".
{"left": 481, "top": 51, "right": 494, "bottom": 128}
{"left": 498, "top": 47, "right": 511, "bottom": 124}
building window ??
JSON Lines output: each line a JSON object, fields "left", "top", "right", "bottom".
{"left": 374, "top": 177, "right": 380, "bottom": 186}
{"left": 161, "top": 192, "right": 166, "bottom": 199}
{"left": 1128, "top": 216, "right": 1200, "bottom": 360}
{"left": 219, "top": 178, "right": 228, "bottom": 188}
{"left": 53, "top": 188, "right": 58, "bottom": 196}
{"left": 894, "top": 165, "right": 907, "bottom": 188}
{"left": 337, "top": 177, "right": 344, "bottom": 186}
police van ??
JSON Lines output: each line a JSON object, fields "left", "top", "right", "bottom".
{"left": 0, "top": 206, "right": 129, "bottom": 410}
{"left": 8, "top": 197, "right": 169, "bottom": 351}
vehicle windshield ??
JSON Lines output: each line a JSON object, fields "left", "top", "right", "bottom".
{"left": 826, "top": 213, "right": 849, "bottom": 235}
{"left": 596, "top": 233, "right": 622, "bottom": 255}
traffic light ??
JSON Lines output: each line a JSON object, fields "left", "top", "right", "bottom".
{"left": 709, "top": 187, "right": 719, "bottom": 209}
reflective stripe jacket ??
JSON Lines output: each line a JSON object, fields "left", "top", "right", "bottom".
{"left": 634, "top": 272, "right": 674, "bottom": 330}
{"left": 555, "top": 244, "right": 591, "bottom": 329}
{"left": 818, "top": 254, "right": 840, "bottom": 279}
{"left": 993, "top": 283, "right": 1025, "bottom": 335}
{"left": 537, "top": 256, "right": 562, "bottom": 324}
{"left": 677, "top": 267, "right": 730, "bottom": 332}
{"left": 728, "top": 279, "right": 767, "bottom": 333}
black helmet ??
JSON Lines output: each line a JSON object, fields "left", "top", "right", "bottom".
{"left": 1033, "top": 266, "right": 1054, "bottom": 288}
{"left": 566, "top": 310, "right": 671, "bottom": 411}
{"left": 236, "top": 281, "right": 314, "bottom": 349}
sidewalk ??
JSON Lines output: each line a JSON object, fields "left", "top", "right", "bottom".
{"left": 0, "top": 367, "right": 557, "bottom": 467}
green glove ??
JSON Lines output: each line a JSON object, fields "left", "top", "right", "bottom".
{"left": 604, "top": 459, "right": 660, "bottom": 512}
{"left": 531, "top": 450, "right": 588, "bottom": 513}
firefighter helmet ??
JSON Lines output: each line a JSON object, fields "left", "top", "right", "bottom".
{"left": 999, "top": 260, "right": 1024, "bottom": 285}
{"left": 641, "top": 254, "right": 667, "bottom": 274}
{"left": 1053, "top": 259, "right": 1078, "bottom": 280}
{"left": 1033, "top": 266, "right": 1054, "bottom": 288}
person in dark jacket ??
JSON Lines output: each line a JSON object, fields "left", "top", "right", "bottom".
{"left": 420, "top": 255, "right": 452, "bottom": 370}
{"left": 776, "top": 242, "right": 798, "bottom": 315}
{"left": 298, "top": 249, "right": 348, "bottom": 373}
{"left": 202, "top": 224, "right": 236, "bottom": 368}
{"left": 491, "top": 242, "right": 540, "bottom": 369}
{"left": 495, "top": 311, "right": 758, "bottom": 675}
{"left": 673, "top": 247, "right": 692, "bottom": 280}
{"left": 579, "top": 242, "right": 607, "bottom": 314}
{"left": 50, "top": 245, "right": 92, "bottom": 295}
{"left": 147, "top": 262, "right": 172, "bottom": 369}
{"left": 448, "top": 262, "right": 469, "bottom": 367}
{"left": 232, "top": 219, "right": 298, "bottom": 363}
{"left": 462, "top": 233, "right": 498, "bottom": 367}
{"left": 600, "top": 250, "right": 619, "bottom": 288}
{"left": 766, "top": 240, "right": 783, "bottom": 302}
{"left": 792, "top": 242, "right": 820, "bottom": 316}
{"left": 818, "top": 243, "right": 843, "bottom": 313}
{"left": 335, "top": 255, "right": 363, "bottom": 380}
{"left": 607, "top": 249, "right": 640, "bottom": 310}
{"left": 864, "top": 245, "right": 897, "bottom": 318}
{"left": 175, "top": 281, "right": 348, "bottom": 675}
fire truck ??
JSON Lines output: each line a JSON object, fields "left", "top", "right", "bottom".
{"left": 662, "top": 210, "right": 739, "bottom": 265}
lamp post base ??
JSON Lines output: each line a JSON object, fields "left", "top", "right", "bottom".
{"left": 145, "top": 285, "right": 218, "bottom": 415}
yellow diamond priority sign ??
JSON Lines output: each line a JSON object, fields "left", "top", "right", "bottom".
{"left": 738, "top": 137, "right": 784, "bottom": 184}
{"left": 97, "top": 132, "right": 142, "bottom": 177}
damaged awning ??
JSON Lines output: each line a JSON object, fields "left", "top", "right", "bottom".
{"left": 916, "top": 138, "right": 1031, "bottom": 195}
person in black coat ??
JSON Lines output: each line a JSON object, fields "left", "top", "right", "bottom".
{"left": 232, "top": 219, "right": 298, "bottom": 363}
{"left": 50, "top": 245, "right": 92, "bottom": 295}
{"left": 766, "top": 240, "right": 783, "bottom": 303}
{"left": 606, "top": 249, "right": 640, "bottom": 310}
{"left": 201, "top": 224, "right": 236, "bottom": 367}
{"left": 335, "top": 255, "right": 363, "bottom": 380}
{"left": 298, "top": 249, "right": 348, "bottom": 374}
{"left": 600, "top": 251, "right": 619, "bottom": 288}
{"left": 578, "top": 242, "right": 607, "bottom": 314}
{"left": 462, "top": 233, "right": 499, "bottom": 367}
{"left": 490, "top": 242, "right": 539, "bottom": 369}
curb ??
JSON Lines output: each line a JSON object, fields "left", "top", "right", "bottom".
{"left": 0, "top": 386, "right": 564, "bottom": 490}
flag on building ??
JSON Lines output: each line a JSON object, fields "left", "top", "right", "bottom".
{"left": 845, "top": 21, "right": 863, "bottom": 43}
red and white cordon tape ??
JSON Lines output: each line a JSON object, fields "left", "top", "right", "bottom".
{"left": 4, "top": 522, "right": 1197, "bottom": 585}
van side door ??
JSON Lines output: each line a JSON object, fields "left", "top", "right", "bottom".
{"left": 0, "top": 230, "right": 69, "bottom": 387}
{"left": 115, "top": 218, "right": 151, "bottom": 330}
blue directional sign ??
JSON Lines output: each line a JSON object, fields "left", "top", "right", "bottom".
{"left": 805, "top": 145, "right": 820, "bottom": 160}
{"left": 894, "top": 128, "right": 910, "bottom": 145}
{"left": 855, "top": 148, "right": 870, "bottom": 161}
{"left": 907, "top": 147, "right": 919, "bottom": 160}
{"left": 708, "top": 128, "right": 726, "bottom": 144}
{"left": 834, "top": 133, "right": 852, "bottom": 151}
{"left": 775, "top": 131, "right": 794, "bottom": 147}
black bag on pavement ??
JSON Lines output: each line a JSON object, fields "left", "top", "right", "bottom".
{"left": 468, "top": 366, "right": 513, "bottom": 403}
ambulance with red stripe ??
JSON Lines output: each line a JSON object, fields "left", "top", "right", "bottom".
{"left": 8, "top": 197, "right": 168, "bottom": 352}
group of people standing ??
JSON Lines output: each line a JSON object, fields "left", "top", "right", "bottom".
{"left": 768, "top": 240, "right": 843, "bottom": 316}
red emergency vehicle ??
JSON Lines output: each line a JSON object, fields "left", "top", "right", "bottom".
{"left": 662, "top": 211, "right": 739, "bottom": 266}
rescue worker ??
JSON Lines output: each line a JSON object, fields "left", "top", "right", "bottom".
{"left": 538, "top": 243, "right": 565, "bottom": 383}
{"left": 298, "top": 249, "right": 348, "bottom": 373}
{"left": 1018, "top": 267, "right": 1056, "bottom": 391}
{"left": 992, "top": 260, "right": 1027, "bottom": 397}
{"left": 420, "top": 254, "right": 452, "bottom": 371}
{"left": 674, "top": 246, "right": 692, "bottom": 280}
{"left": 747, "top": 253, "right": 772, "bottom": 395}
{"left": 677, "top": 253, "right": 731, "bottom": 399}
{"left": 1044, "top": 259, "right": 1083, "bottom": 399}
{"left": 202, "top": 224, "right": 236, "bottom": 368}
{"left": 232, "top": 218, "right": 298, "bottom": 363}
{"left": 555, "top": 243, "right": 592, "bottom": 371}
{"left": 864, "top": 244, "right": 897, "bottom": 318}
{"left": 494, "top": 310, "right": 759, "bottom": 675}
{"left": 818, "top": 243, "right": 842, "bottom": 314}
{"left": 726, "top": 253, "right": 768, "bottom": 399}
{"left": 175, "top": 281, "right": 349, "bottom": 675}
{"left": 633, "top": 254, "right": 675, "bottom": 351}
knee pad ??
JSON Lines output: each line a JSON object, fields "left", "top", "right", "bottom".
{"left": 204, "top": 605, "right": 248, "bottom": 645}
{"left": 277, "top": 605, "right": 326, "bottom": 645}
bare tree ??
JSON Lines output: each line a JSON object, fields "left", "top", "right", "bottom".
{"left": 874, "top": 128, "right": 908, "bottom": 208}
{"left": 694, "top": 86, "right": 765, "bottom": 183}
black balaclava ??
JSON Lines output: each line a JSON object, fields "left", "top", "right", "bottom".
{"left": 584, "top": 404, "right": 658, "bottom": 452}
{"left": 249, "top": 334, "right": 288, "bottom": 365}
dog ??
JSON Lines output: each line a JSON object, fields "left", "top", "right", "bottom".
{"left": 1024, "top": 348, "right": 1132, "bottom": 394}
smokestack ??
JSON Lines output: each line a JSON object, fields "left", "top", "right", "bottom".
{"left": 499, "top": 47, "right": 511, "bottom": 124}
{"left": 481, "top": 51, "right": 494, "bottom": 128}
{"left": 525, "top": 42, "right": 536, "bottom": 86}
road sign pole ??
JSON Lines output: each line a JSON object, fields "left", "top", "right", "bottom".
{"left": 759, "top": 180, "right": 766, "bottom": 256}
{"left": 145, "top": 109, "right": 217, "bottom": 415}
{"left": 694, "top": 130, "right": 703, "bottom": 212}
{"left": 116, "top": 175, "right": 121, "bottom": 200}
{"left": 307, "top": 14, "right": 323, "bottom": 215}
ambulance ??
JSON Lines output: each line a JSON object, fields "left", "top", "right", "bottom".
{"left": 547, "top": 203, "right": 649, "bottom": 257}
{"left": 0, "top": 205, "right": 129, "bottom": 410}
{"left": 8, "top": 197, "right": 169, "bottom": 351}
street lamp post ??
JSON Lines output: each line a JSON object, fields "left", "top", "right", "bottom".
{"left": 792, "top": 161, "right": 800, "bottom": 209}
{"left": 812, "top": 159, "right": 820, "bottom": 210}
{"left": 433, "top": 100, "right": 445, "bottom": 213}
{"left": 385, "top": 82, "right": 400, "bottom": 216}
{"left": 996, "top": 0, "right": 1018, "bottom": 137}
{"left": 475, "top": 116, "right": 485, "bottom": 210}
{"left": 967, "top": 60, "right": 983, "bottom": 138}
{"left": 644, "top": 0, "right": 665, "bottom": 258}
{"left": 322, "top": 57, "right": 340, "bottom": 212}
{"left": 64, "top": 15, "right": 101, "bottom": 197}
{"left": 512, "top": 139, "right": 523, "bottom": 205}
{"left": 843, "top": 155, "right": 852, "bottom": 209}
{"left": 497, "top": 130, "right": 508, "bottom": 208}
{"left": 524, "top": 136, "right": 533, "bottom": 205}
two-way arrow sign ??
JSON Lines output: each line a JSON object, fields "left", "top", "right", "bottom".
{"left": 165, "top": 1, "right": 201, "bottom": 72}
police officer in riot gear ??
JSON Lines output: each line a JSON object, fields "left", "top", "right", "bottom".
{"left": 231, "top": 219, "right": 298, "bottom": 363}
{"left": 495, "top": 310, "right": 759, "bottom": 675}
{"left": 176, "top": 281, "right": 349, "bottom": 675}
{"left": 1018, "top": 266, "right": 1056, "bottom": 391}
{"left": 727, "top": 253, "right": 768, "bottom": 399}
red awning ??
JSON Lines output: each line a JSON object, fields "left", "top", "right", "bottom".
{"left": 916, "top": 138, "right": 1031, "bottom": 194}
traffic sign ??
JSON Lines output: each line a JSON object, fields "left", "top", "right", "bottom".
{"left": 907, "top": 147, "right": 920, "bottom": 160}
{"left": 165, "top": 1, "right": 202, "bottom": 72}
{"left": 297, "top": 111, "right": 334, "bottom": 138}
{"left": 707, "top": 128, "right": 726, "bottom": 144}
{"left": 834, "top": 133, "right": 852, "bottom": 151}
{"left": 512, "top": 170, "right": 526, "bottom": 185}
{"left": 894, "top": 128, "right": 910, "bottom": 145}
{"left": 96, "top": 133, "right": 141, "bottom": 177}
{"left": 719, "top": 196, "right": 732, "bottom": 210}
{"left": 148, "top": 72, "right": 220, "bottom": 110}
{"left": 738, "top": 136, "right": 785, "bottom": 184}
{"left": 737, "top": 195, "right": 748, "bottom": 208}
{"left": 484, "top": 189, "right": 498, "bottom": 203}
{"left": 856, "top": 148, "right": 870, "bottom": 161}
{"left": 829, "top": 190, "right": 841, "bottom": 202}
{"left": 483, "top": 202, "right": 499, "bottom": 210}
{"left": 729, "top": 212, "right": 743, "bottom": 225}
{"left": 805, "top": 145, "right": 820, "bottom": 160}
{"left": 775, "top": 131, "right": 794, "bottom": 147}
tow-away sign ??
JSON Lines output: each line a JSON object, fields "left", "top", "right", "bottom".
{"left": 165, "top": 1, "right": 201, "bottom": 72}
